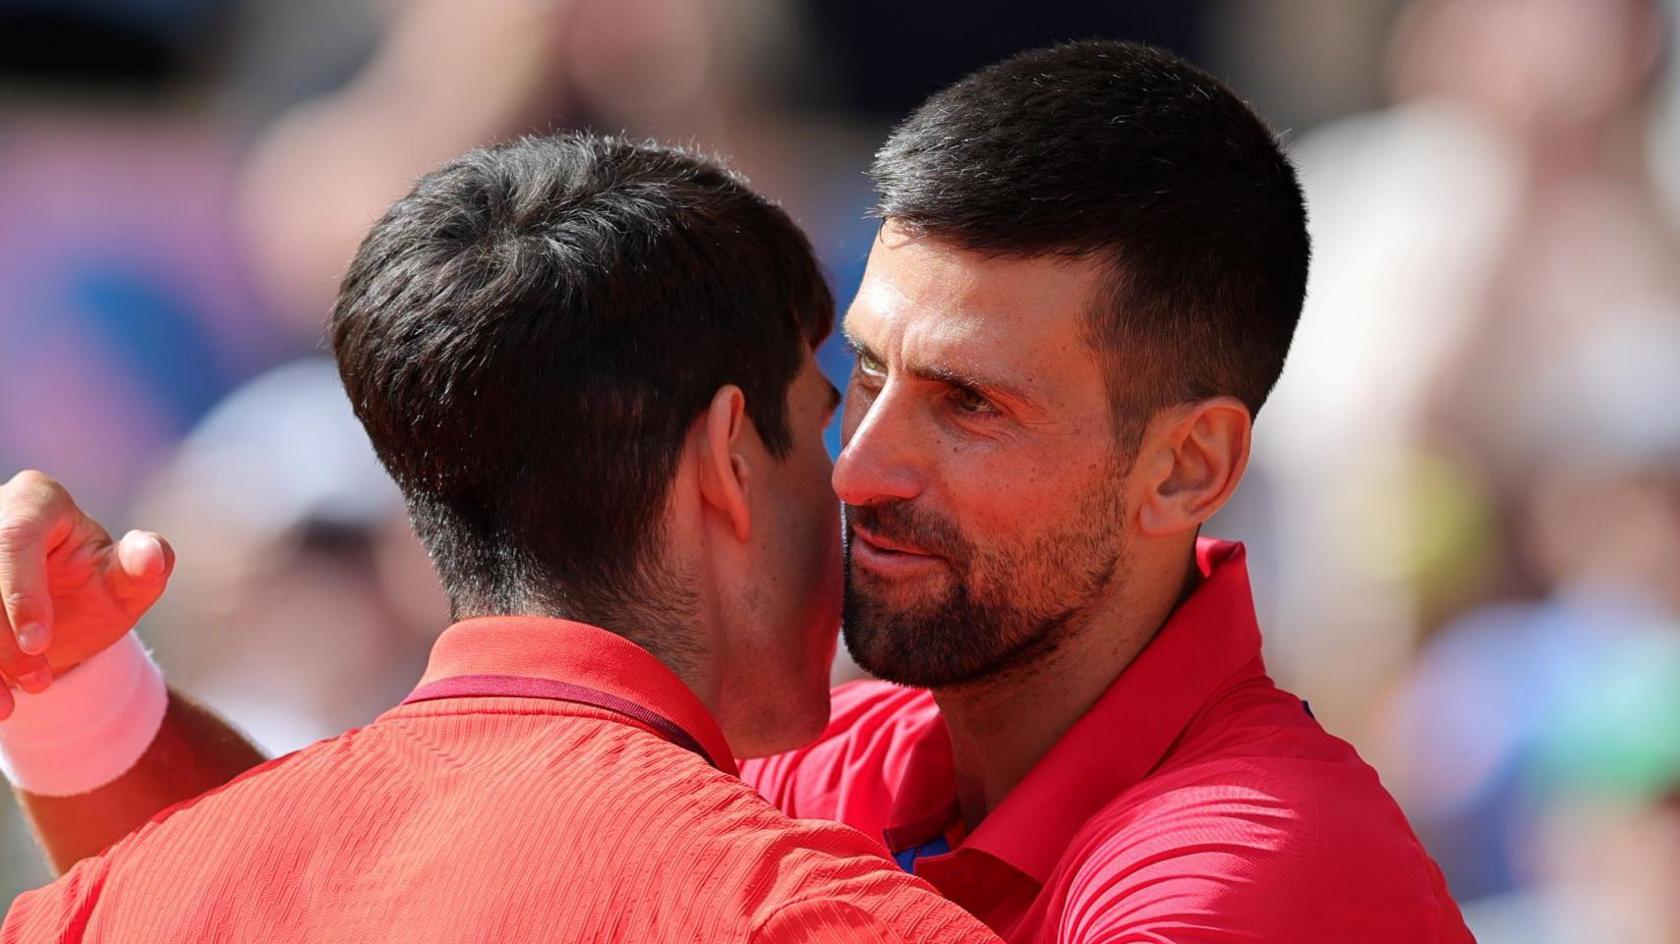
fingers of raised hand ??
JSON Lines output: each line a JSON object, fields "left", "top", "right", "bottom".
{"left": 0, "top": 471, "right": 81, "bottom": 688}
{"left": 110, "top": 530, "right": 174, "bottom": 615}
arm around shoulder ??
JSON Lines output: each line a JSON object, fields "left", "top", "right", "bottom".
{"left": 6, "top": 639, "right": 265, "bottom": 872}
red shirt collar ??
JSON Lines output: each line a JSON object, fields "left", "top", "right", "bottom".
{"left": 408, "top": 615, "right": 738, "bottom": 776}
{"left": 885, "top": 538, "right": 1265, "bottom": 884}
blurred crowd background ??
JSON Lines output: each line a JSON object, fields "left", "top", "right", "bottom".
{"left": 2, "top": 0, "right": 1679, "bottom": 939}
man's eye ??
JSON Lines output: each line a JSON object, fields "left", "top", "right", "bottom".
{"left": 856, "top": 354, "right": 887, "bottom": 379}
{"left": 952, "top": 387, "right": 999, "bottom": 416}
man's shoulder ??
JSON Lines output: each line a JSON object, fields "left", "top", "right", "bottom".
{"left": 1, "top": 724, "right": 382, "bottom": 941}
{"left": 52, "top": 707, "right": 751, "bottom": 884}
{"left": 4, "top": 710, "right": 944, "bottom": 941}
{"left": 1049, "top": 708, "right": 1471, "bottom": 942}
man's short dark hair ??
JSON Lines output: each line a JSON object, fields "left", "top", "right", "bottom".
{"left": 870, "top": 40, "right": 1310, "bottom": 444}
{"left": 332, "top": 134, "right": 832, "bottom": 641}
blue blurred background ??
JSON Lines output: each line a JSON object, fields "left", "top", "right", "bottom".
{"left": 3, "top": 1, "right": 1679, "bottom": 939}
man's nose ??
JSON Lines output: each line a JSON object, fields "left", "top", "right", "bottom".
{"left": 833, "top": 388, "right": 924, "bottom": 506}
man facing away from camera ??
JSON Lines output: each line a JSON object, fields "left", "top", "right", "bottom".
{"left": 0, "top": 42, "right": 1473, "bottom": 942}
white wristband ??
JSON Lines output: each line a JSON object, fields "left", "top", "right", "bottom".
{"left": 0, "top": 633, "right": 168, "bottom": 796}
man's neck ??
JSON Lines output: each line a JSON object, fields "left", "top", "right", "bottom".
{"left": 933, "top": 546, "right": 1198, "bottom": 832}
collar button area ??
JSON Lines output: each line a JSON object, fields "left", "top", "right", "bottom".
{"left": 403, "top": 616, "right": 739, "bottom": 774}
{"left": 890, "top": 833, "right": 953, "bottom": 873}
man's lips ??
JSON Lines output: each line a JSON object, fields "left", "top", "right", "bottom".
{"left": 850, "top": 525, "right": 936, "bottom": 557}
{"left": 848, "top": 526, "right": 946, "bottom": 577}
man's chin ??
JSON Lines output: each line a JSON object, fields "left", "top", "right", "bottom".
{"left": 842, "top": 594, "right": 1072, "bottom": 690}
{"left": 846, "top": 648, "right": 985, "bottom": 690}
{"left": 841, "top": 620, "right": 974, "bottom": 689}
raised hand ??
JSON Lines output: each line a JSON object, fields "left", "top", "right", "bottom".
{"left": 0, "top": 470, "right": 174, "bottom": 719}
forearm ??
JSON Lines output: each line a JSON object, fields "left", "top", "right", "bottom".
{"left": 16, "top": 688, "right": 266, "bottom": 873}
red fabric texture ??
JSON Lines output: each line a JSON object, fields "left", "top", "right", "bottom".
{"left": 4, "top": 618, "right": 997, "bottom": 944}
{"left": 744, "top": 539, "right": 1475, "bottom": 943}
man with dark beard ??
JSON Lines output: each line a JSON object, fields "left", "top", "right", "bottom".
{"left": 0, "top": 42, "right": 1472, "bottom": 942}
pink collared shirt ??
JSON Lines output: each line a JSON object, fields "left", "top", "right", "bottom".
{"left": 745, "top": 540, "right": 1475, "bottom": 942}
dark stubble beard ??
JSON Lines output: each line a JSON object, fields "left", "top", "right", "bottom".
{"left": 840, "top": 476, "right": 1128, "bottom": 689}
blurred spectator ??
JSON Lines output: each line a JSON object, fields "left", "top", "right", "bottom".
{"left": 1377, "top": 378, "right": 1680, "bottom": 903}
{"left": 129, "top": 359, "right": 445, "bottom": 754}
{"left": 1456, "top": 627, "right": 1680, "bottom": 942}
{"left": 231, "top": 0, "right": 573, "bottom": 335}
{"left": 1250, "top": 0, "right": 1680, "bottom": 735}
{"left": 1247, "top": 0, "right": 1680, "bottom": 935}
{"left": 0, "top": 0, "right": 297, "bottom": 522}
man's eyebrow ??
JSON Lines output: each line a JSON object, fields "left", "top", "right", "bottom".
{"left": 841, "top": 326, "right": 1035, "bottom": 407}
{"left": 910, "top": 362, "right": 1033, "bottom": 406}
{"left": 840, "top": 328, "right": 880, "bottom": 363}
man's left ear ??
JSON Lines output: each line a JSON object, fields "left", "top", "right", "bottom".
{"left": 695, "top": 385, "right": 754, "bottom": 543}
{"left": 1133, "top": 397, "right": 1252, "bottom": 537}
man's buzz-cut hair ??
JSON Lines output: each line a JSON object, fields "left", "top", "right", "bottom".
{"left": 870, "top": 39, "right": 1311, "bottom": 445}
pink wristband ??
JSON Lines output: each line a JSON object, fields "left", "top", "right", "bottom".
{"left": 0, "top": 633, "right": 168, "bottom": 796}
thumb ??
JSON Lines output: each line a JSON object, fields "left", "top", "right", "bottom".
{"left": 106, "top": 530, "right": 174, "bottom": 613}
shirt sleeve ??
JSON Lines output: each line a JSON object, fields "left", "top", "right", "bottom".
{"left": 1054, "top": 841, "right": 1303, "bottom": 944}
{"left": 1051, "top": 770, "right": 1471, "bottom": 944}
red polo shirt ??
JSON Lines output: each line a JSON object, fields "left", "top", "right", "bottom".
{"left": 4, "top": 618, "right": 999, "bottom": 943}
{"left": 744, "top": 540, "right": 1474, "bottom": 942}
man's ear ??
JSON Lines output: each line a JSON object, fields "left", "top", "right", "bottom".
{"left": 695, "top": 385, "right": 753, "bottom": 543}
{"left": 1134, "top": 397, "right": 1252, "bottom": 537}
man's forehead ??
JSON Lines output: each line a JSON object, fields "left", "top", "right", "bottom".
{"left": 844, "top": 231, "right": 1107, "bottom": 361}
